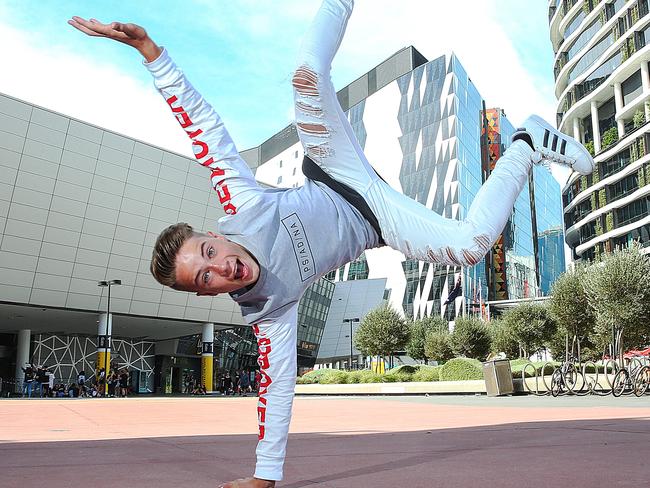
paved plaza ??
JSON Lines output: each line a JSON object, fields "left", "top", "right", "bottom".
{"left": 1, "top": 395, "right": 649, "bottom": 487}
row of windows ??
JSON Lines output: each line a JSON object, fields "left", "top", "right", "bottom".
{"left": 565, "top": 163, "right": 649, "bottom": 229}
{"left": 578, "top": 196, "right": 649, "bottom": 243}
{"left": 581, "top": 222, "right": 649, "bottom": 260}
{"left": 563, "top": 135, "right": 648, "bottom": 208}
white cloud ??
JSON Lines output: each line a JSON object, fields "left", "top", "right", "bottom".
{"left": 336, "top": 0, "right": 556, "bottom": 128}
{"left": 0, "top": 21, "right": 192, "bottom": 158}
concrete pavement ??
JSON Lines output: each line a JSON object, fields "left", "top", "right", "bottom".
{"left": 1, "top": 395, "right": 649, "bottom": 487}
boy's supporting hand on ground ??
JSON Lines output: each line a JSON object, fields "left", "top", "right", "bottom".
{"left": 218, "top": 477, "right": 275, "bottom": 488}
{"left": 68, "top": 17, "right": 162, "bottom": 62}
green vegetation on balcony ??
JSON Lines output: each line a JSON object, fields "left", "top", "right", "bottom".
{"left": 605, "top": 212, "right": 614, "bottom": 232}
{"left": 595, "top": 218, "right": 604, "bottom": 236}
{"left": 601, "top": 126, "right": 619, "bottom": 150}
{"left": 598, "top": 188, "right": 607, "bottom": 208}
{"left": 633, "top": 109, "right": 646, "bottom": 129}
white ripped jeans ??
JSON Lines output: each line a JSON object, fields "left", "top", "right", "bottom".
{"left": 293, "top": 0, "right": 534, "bottom": 267}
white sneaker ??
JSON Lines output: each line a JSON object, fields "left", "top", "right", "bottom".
{"left": 513, "top": 114, "right": 595, "bottom": 175}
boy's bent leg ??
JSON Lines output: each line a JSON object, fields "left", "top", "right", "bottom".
{"left": 366, "top": 140, "right": 535, "bottom": 266}
{"left": 293, "top": 0, "right": 379, "bottom": 192}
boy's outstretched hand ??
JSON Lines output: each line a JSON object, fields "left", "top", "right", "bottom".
{"left": 68, "top": 17, "right": 162, "bottom": 62}
{"left": 218, "top": 477, "right": 275, "bottom": 488}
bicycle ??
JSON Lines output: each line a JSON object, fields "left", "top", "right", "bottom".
{"left": 550, "top": 335, "right": 585, "bottom": 396}
{"left": 612, "top": 357, "right": 650, "bottom": 397}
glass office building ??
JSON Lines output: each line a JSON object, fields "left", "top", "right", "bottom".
{"left": 248, "top": 48, "right": 566, "bottom": 321}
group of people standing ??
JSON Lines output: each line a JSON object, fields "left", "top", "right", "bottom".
{"left": 97, "top": 367, "right": 131, "bottom": 398}
{"left": 20, "top": 363, "right": 55, "bottom": 397}
{"left": 20, "top": 364, "right": 131, "bottom": 398}
{"left": 219, "top": 370, "right": 261, "bottom": 396}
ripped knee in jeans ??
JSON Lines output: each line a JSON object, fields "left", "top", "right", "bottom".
{"left": 293, "top": 65, "right": 331, "bottom": 159}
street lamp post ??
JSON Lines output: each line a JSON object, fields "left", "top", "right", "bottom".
{"left": 343, "top": 318, "right": 360, "bottom": 370}
{"left": 98, "top": 279, "right": 121, "bottom": 396}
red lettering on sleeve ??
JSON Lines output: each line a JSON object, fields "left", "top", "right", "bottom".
{"left": 253, "top": 324, "right": 273, "bottom": 441}
{"left": 186, "top": 127, "right": 203, "bottom": 139}
{"left": 193, "top": 140, "right": 209, "bottom": 159}
{"left": 210, "top": 168, "right": 226, "bottom": 178}
{"left": 165, "top": 95, "right": 184, "bottom": 113}
{"left": 175, "top": 112, "right": 193, "bottom": 128}
{"left": 216, "top": 184, "right": 232, "bottom": 204}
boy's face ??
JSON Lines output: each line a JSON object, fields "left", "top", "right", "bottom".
{"left": 173, "top": 232, "right": 260, "bottom": 295}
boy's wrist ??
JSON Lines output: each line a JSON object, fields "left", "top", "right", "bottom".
{"left": 137, "top": 38, "right": 162, "bottom": 63}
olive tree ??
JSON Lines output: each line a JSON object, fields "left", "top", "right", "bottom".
{"left": 547, "top": 265, "right": 595, "bottom": 360}
{"left": 354, "top": 305, "right": 410, "bottom": 362}
{"left": 501, "top": 303, "right": 556, "bottom": 358}
{"left": 489, "top": 318, "right": 520, "bottom": 358}
{"left": 450, "top": 316, "right": 492, "bottom": 360}
{"left": 582, "top": 244, "right": 650, "bottom": 353}
{"left": 406, "top": 315, "right": 447, "bottom": 363}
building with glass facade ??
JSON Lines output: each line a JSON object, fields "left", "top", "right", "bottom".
{"left": 247, "top": 47, "right": 566, "bottom": 321}
{"left": 0, "top": 91, "right": 333, "bottom": 393}
{"left": 550, "top": 0, "right": 650, "bottom": 260}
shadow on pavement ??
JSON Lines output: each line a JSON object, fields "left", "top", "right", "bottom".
{"left": 1, "top": 417, "right": 649, "bottom": 488}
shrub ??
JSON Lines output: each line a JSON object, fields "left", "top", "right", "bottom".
{"left": 387, "top": 365, "right": 419, "bottom": 375}
{"left": 318, "top": 370, "right": 349, "bottom": 384}
{"left": 450, "top": 317, "right": 492, "bottom": 360}
{"left": 501, "top": 303, "right": 556, "bottom": 358}
{"left": 407, "top": 316, "right": 448, "bottom": 362}
{"left": 439, "top": 358, "right": 483, "bottom": 381}
{"left": 425, "top": 331, "right": 454, "bottom": 362}
{"left": 509, "top": 359, "right": 536, "bottom": 378}
{"left": 299, "top": 369, "right": 345, "bottom": 384}
{"left": 357, "top": 370, "right": 383, "bottom": 383}
{"left": 412, "top": 365, "right": 441, "bottom": 382}
{"left": 346, "top": 370, "right": 363, "bottom": 384}
{"left": 584, "top": 140, "right": 595, "bottom": 156}
{"left": 489, "top": 318, "right": 520, "bottom": 358}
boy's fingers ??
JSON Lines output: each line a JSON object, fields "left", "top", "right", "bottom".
{"left": 67, "top": 19, "right": 105, "bottom": 37}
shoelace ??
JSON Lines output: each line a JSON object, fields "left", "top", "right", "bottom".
{"left": 533, "top": 148, "right": 574, "bottom": 168}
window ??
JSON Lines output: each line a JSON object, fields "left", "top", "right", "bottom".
{"left": 579, "top": 219, "right": 597, "bottom": 243}
{"left": 294, "top": 150, "right": 299, "bottom": 158}
{"left": 277, "top": 175, "right": 282, "bottom": 185}
{"left": 564, "top": 10, "right": 586, "bottom": 39}
{"left": 608, "top": 172, "right": 638, "bottom": 202}
{"left": 616, "top": 196, "right": 649, "bottom": 226}
{"left": 567, "top": 18, "right": 602, "bottom": 61}
{"left": 575, "top": 52, "right": 622, "bottom": 102}
{"left": 279, "top": 160, "right": 283, "bottom": 168}
{"left": 567, "top": 30, "right": 615, "bottom": 84}
{"left": 600, "top": 146, "right": 631, "bottom": 178}
{"left": 622, "top": 70, "right": 642, "bottom": 106}
{"left": 292, "top": 167, "right": 297, "bottom": 176}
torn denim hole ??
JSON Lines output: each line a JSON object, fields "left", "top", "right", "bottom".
{"left": 292, "top": 66, "right": 320, "bottom": 97}
{"left": 296, "top": 101, "right": 323, "bottom": 117}
{"left": 297, "top": 122, "right": 329, "bottom": 137}
{"left": 306, "top": 143, "right": 332, "bottom": 159}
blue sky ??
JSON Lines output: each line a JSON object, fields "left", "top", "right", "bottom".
{"left": 0, "top": 1, "right": 558, "bottom": 160}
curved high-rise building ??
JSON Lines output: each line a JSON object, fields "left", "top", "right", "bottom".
{"left": 550, "top": 0, "right": 650, "bottom": 260}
